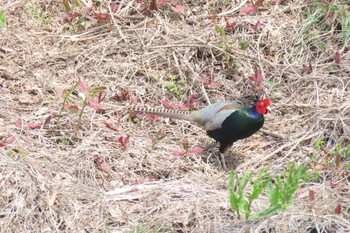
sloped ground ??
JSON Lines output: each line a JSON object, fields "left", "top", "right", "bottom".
{"left": 0, "top": 0, "right": 349, "bottom": 232}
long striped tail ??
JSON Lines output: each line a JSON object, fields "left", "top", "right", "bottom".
{"left": 131, "top": 107, "right": 193, "bottom": 121}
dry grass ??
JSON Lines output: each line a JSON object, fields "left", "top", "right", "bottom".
{"left": 0, "top": 0, "right": 349, "bottom": 232}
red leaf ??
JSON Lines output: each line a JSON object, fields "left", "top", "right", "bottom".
{"left": 28, "top": 122, "right": 42, "bottom": 129}
{"left": 135, "top": 0, "right": 144, "bottom": 2}
{"left": 161, "top": 99, "right": 172, "bottom": 109}
{"left": 64, "top": 103, "right": 79, "bottom": 111}
{"left": 239, "top": 4, "right": 256, "bottom": 16}
{"left": 171, "top": 5, "right": 185, "bottom": 14}
{"left": 158, "top": 0, "right": 171, "bottom": 5}
{"left": 309, "top": 190, "right": 315, "bottom": 201}
{"left": 98, "top": 91, "right": 106, "bottom": 103}
{"left": 83, "top": 6, "right": 94, "bottom": 12}
{"left": 253, "top": 86, "right": 266, "bottom": 91}
{"left": 110, "top": 2, "right": 118, "bottom": 12}
{"left": 93, "top": 12, "right": 110, "bottom": 21}
{"left": 255, "top": 0, "right": 264, "bottom": 6}
{"left": 173, "top": 104, "right": 188, "bottom": 110}
{"left": 77, "top": 80, "right": 90, "bottom": 93}
{"left": 129, "top": 95, "right": 136, "bottom": 104}
{"left": 224, "top": 17, "right": 236, "bottom": 30}
{"left": 115, "top": 89, "right": 129, "bottom": 101}
{"left": 252, "top": 21, "right": 261, "bottom": 31}
{"left": 0, "top": 137, "right": 17, "bottom": 147}
{"left": 331, "top": 182, "right": 343, "bottom": 189}
{"left": 172, "top": 150, "right": 186, "bottom": 156}
{"left": 249, "top": 66, "right": 264, "bottom": 83}
{"left": 88, "top": 98, "right": 104, "bottom": 110}
{"left": 103, "top": 120, "right": 118, "bottom": 131}
{"left": 43, "top": 115, "right": 53, "bottom": 127}
{"left": 200, "top": 77, "right": 211, "bottom": 85}
{"left": 344, "top": 45, "right": 350, "bottom": 53}
{"left": 136, "top": 113, "right": 147, "bottom": 118}
{"left": 15, "top": 118, "right": 22, "bottom": 128}
{"left": 147, "top": 114, "right": 162, "bottom": 121}
{"left": 303, "top": 62, "right": 313, "bottom": 74}
{"left": 94, "top": 157, "right": 110, "bottom": 173}
{"left": 334, "top": 50, "right": 341, "bottom": 64}
{"left": 63, "top": 13, "right": 78, "bottom": 22}
{"left": 161, "top": 100, "right": 187, "bottom": 110}
{"left": 208, "top": 82, "right": 221, "bottom": 89}
{"left": 149, "top": 0, "right": 158, "bottom": 11}
{"left": 189, "top": 147, "right": 204, "bottom": 155}
{"left": 335, "top": 204, "right": 342, "bottom": 215}
{"left": 186, "top": 93, "right": 196, "bottom": 107}
{"left": 118, "top": 134, "right": 130, "bottom": 151}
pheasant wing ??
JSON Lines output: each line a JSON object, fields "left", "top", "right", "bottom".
{"left": 191, "top": 101, "right": 237, "bottom": 128}
{"left": 203, "top": 108, "right": 236, "bottom": 131}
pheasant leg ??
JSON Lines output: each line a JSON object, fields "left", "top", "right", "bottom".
{"left": 219, "top": 153, "right": 227, "bottom": 170}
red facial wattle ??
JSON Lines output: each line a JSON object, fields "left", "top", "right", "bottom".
{"left": 256, "top": 99, "right": 271, "bottom": 115}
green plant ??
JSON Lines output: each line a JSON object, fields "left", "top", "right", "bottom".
{"left": 229, "top": 169, "right": 270, "bottom": 220}
{"left": 313, "top": 140, "right": 350, "bottom": 170}
{"left": 0, "top": 11, "right": 5, "bottom": 27}
{"left": 56, "top": 83, "right": 78, "bottom": 129}
{"left": 229, "top": 162, "right": 308, "bottom": 220}
{"left": 25, "top": 4, "right": 50, "bottom": 25}
{"left": 215, "top": 25, "right": 236, "bottom": 69}
{"left": 129, "top": 223, "right": 165, "bottom": 233}
{"left": 164, "top": 76, "right": 186, "bottom": 96}
{"left": 293, "top": 0, "right": 350, "bottom": 58}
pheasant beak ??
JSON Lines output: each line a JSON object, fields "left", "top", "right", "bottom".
{"left": 266, "top": 105, "right": 272, "bottom": 113}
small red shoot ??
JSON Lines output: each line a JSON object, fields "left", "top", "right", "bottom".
{"left": 0, "top": 137, "right": 17, "bottom": 147}
{"left": 249, "top": 66, "right": 264, "bottom": 83}
{"left": 118, "top": 134, "right": 130, "bottom": 151}
{"left": 171, "top": 5, "right": 185, "bottom": 14}
{"left": 331, "top": 182, "right": 343, "bottom": 189}
{"left": 334, "top": 51, "right": 341, "bottom": 64}
{"left": 239, "top": 4, "right": 256, "bottom": 16}
{"left": 88, "top": 98, "right": 104, "bottom": 110}
{"left": 103, "top": 120, "right": 118, "bottom": 131}
{"left": 252, "top": 21, "right": 261, "bottom": 31}
{"left": 129, "top": 95, "right": 136, "bottom": 104}
{"left": 200, "top": 75, "right": 221, "bottom": 89}
{"left": 172, "top": 150, "right": 187, "bottom": 157}
{"left": 110, "top": 2, "right": 118, "bottom": 12}
{"left": 309, "top": 190, "right": 315, "bottom": 201}
{"left": 158, "top": 0, "right": 171, "bottom": 5}
{"left": 224, "top": 17, "right": 236, "bottom": 30}
{"left": 303, "top": 62, "right": 313, "bottom": 74}
{"left": 64, "top": 103, "right": 79, "bottom": 111}
{"left": 77, "top": 80, "right": 90, "bottom": 93}
{"left": 28, "top": 122, "right": 42, "bottom": 129}
{"left": 15, "top": 118, "right": 22, "bottom": 128}
{"left": 186, "top": 93, "right": 197, "bottom": 107}
{"left": 94, "top": 157, "right": 111, "bottom": 173}
{"left": 44, "top": 115, "right": 53, "bottom": 127}
{"left": 149, "top": 0, "right": 158, "bottom": 11}
{"left": 63, "top": 13, "right": 78, "bottom": 22}
{"left": 97, "top": 91, "right": 106, "bottom": 103}
{"left": 93, "top": 12, "right": 110, "bottom": 21}
{"left": 344, "top": 45, "right": 350, "bottom": 53}
{"left": 172, "top": 147, "right": 205, "bottom": 156}
{"left": 115, "top": 89, "right": 129, "bottom": 101}
{"left": 253, "top": 86, "right": 266, "bottom": 91}
{"left": 188, "top": 147, "right": 205, "bottom": 155}
{"left": 255, "top": 0, "right": 264, "bottom": 6}
{"left": 335, "top": 204, "right": 342, "bottom": 215}
{"left": 161, "top": 100, "right": 188, "bottom": 110}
